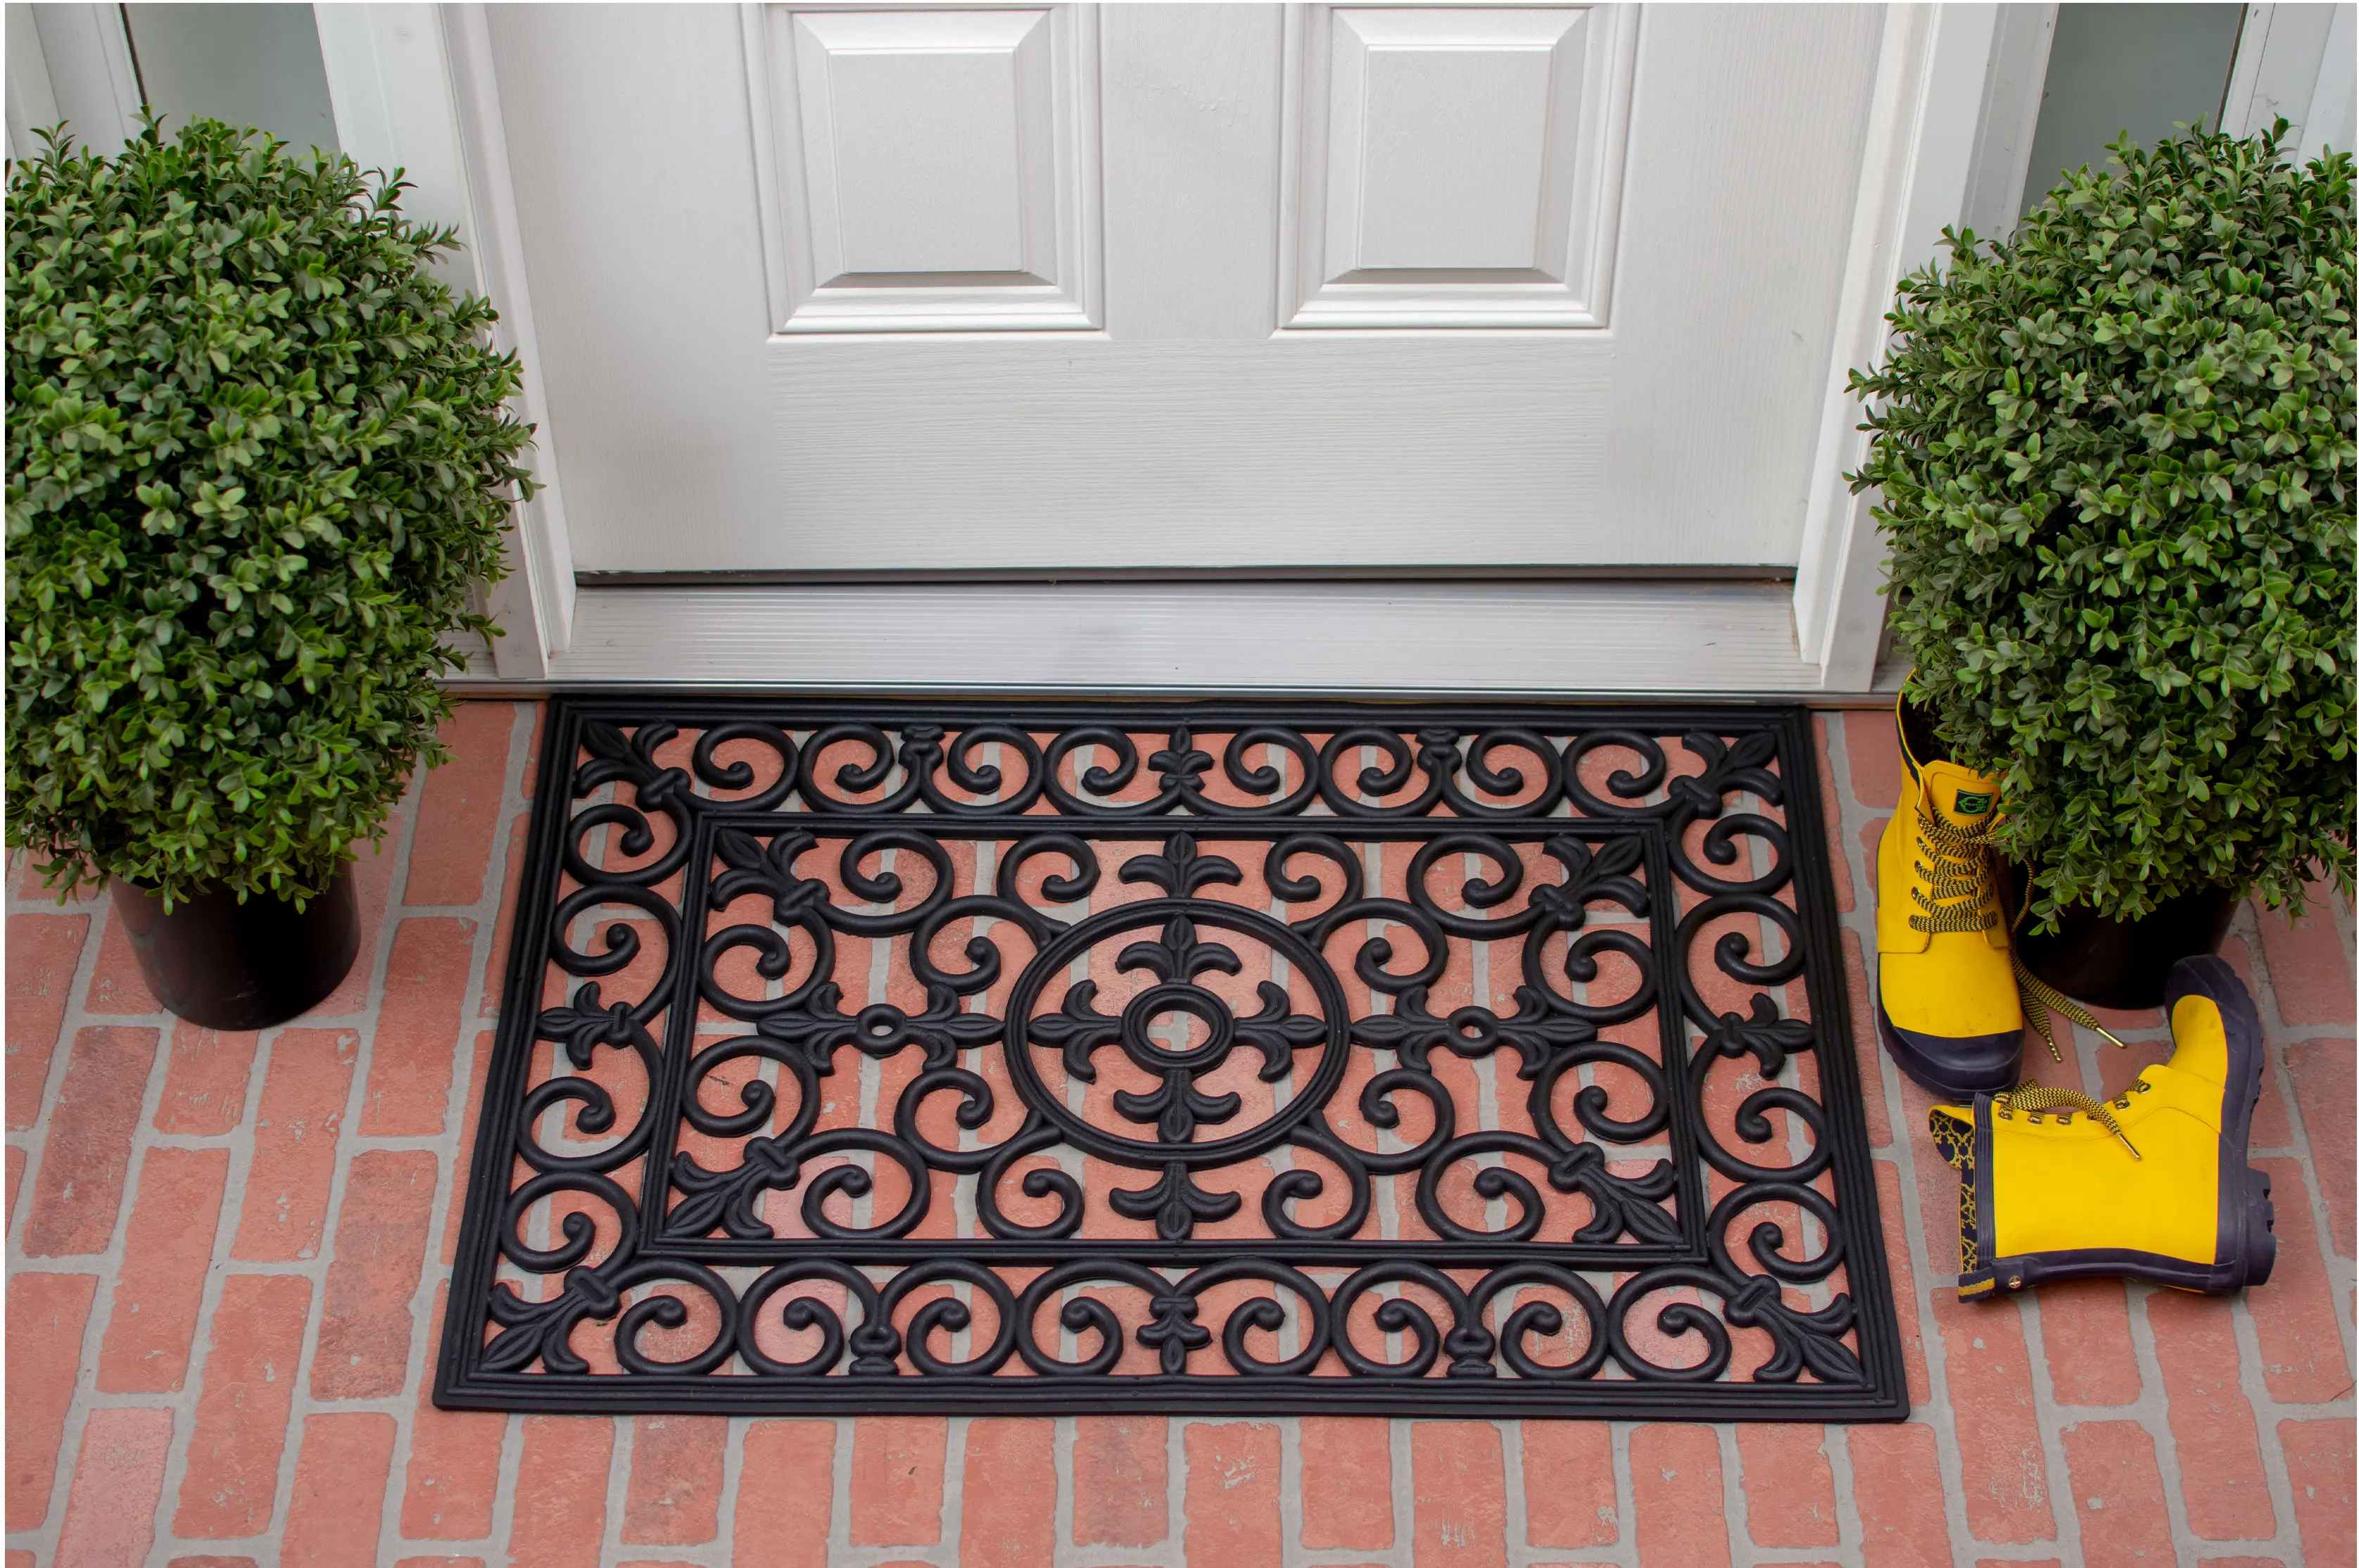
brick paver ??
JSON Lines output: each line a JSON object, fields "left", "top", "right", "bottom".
{"left": 282, "top": 1413, "right": 396, "bottom": 1568}
{"left": 623, "top": 1416, "right": 728, "bottom": 1547}
{"left": 2, "top": 701, "right": 2350, "bottom": 1565}
{"left": 1409, "top": 1421, "right": 1508, "bottom": 1568}
{"left": 96, "top": 1146, "right": 229, "bottom": 1393}
{"left": 1073, "top": 1415, "right": 1170, "bottom": 1548}
{"left": 733, "top": 1420, "right": 833, "bottom": 1567}
{"left": 957, "top": 1419, "right": 1057, "bottom": 1568}
{"left": 1631, "top": 1423, "right": 1731, "bottom": 1568}
{"left": 4, "top": 914, "right": 86, "bottom": 1131}
{"left": 1301, "top": 1417, "right": 1394, "bottom": 1550}
{"left": 54, "top": 1406, "right": 172, "bottom": 1568}
{"left": 1182, "top": 1422, "right": 1283, "bottom": 1564}
{"left": 1735, "top": 1423, "right": 1840, "bottom": 1548}
{"left": 849, "top": 1416, "right": 948, "bottom": 1548}
{"left": 154, "top": 1023, "right": 258, "bottom": 1137}
{"left": 23, "top": 1025, "right": 155, "bottom": 1257}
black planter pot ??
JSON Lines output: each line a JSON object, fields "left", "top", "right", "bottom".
{"left": 2015, "top": 881, "right": 2237, "bottom": 1012}
{"left": 110, "top": 864, "right": 360, "bottom": 1030}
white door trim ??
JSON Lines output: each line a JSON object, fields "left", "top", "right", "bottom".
{"left": 6, "top": 3, "right": 141, "bottom": 157}
{"left": 2223, "top": 3, "right": 2357, "bottom": 161}
{"left": 4, "top": 4, "right": 63, "bottom": 160}
{"left": 314, "top": 2, "right": 577, "bottom": 676}
{"left": 442, "top": 4, "right": 578, "bottom": 664}
{"left": 1956, "top": 1, "right": 2056, "bottom": 241}
{"left": 1790, "top": 2, "right": 1999, "bottom": 693}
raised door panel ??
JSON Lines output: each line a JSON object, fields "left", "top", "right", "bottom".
{"left": 750, "top": 4, "right": 1103, "bottom": 331}
{"left": 1279, "top": 4, "right": 1636, "bottom": 329}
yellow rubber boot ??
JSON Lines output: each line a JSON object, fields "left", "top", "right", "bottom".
{"left": 1928, "top": 955, "right": 2277, "bottom": 1298}
{"left": 1873, "top": 695, "right": 2025, "bottom": 1096}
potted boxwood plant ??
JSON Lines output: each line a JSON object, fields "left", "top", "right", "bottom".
{"left": 6, "top": 118, "right": 532, "bottom": 1028}
{"left": 1852, "top": 120, "right": 2354, "bottom": 1009}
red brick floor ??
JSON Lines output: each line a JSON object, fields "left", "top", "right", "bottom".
{"left": 4, "top": 700, "right": 2351, "bottom": 1567}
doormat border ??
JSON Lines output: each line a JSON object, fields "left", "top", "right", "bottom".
{"left": 437, "top": 695, "right": 1909, "bottom": 1420}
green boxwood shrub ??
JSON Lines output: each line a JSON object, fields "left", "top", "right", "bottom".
{"left": 7, "top": 118, "right": 532, "bottom": 906}
{"left": 1852, "top": 121, "right": 2355, "bottom": 928}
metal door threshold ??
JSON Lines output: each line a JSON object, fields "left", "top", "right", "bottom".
{"left": 445, "top": 581, "right": 1904, "bottom": 702}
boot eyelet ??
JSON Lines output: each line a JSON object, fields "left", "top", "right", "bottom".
{"left": 2056, "top": 1112, "right": 2073, "bottom": 1125}
{"left": 2026, "top": 1112, "right": 2043, "bottom": 1124}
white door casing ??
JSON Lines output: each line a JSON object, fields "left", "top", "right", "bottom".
{"left": 4, "top": 4, "right": 141, "bottom": 160}
{"left": 1790, "top": 0, "right": 1997, "bottom": 689}
{"left": 312, "top": 3, "right": 577, "bottom": 676}
{"left": 2223, "top": 3, "right": 2357, "bottom": 163}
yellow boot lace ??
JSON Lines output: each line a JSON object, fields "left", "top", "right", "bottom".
{"left": 1997, "top": 1080, "right": 2142, "bottom": 1159}
{"left": 1905, "top": 795, "right": 2002, "bottom": 937}
{"left": 1904, "top": 791, "right": 2130, "bottom": 1065}
{"left": 2013, "top": 954, "right": 2129, "bottom": 1063}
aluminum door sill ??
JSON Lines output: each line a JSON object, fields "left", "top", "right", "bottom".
{"left": 443, "top": 581, "right": 1900, "bottom": 701}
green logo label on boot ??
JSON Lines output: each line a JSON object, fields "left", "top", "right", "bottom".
{"left": 1952, "top": 790, "right": 1994, "bottom": 816}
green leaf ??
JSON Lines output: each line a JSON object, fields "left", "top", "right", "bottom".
{"left": 6, "top": 115, "right": 532, "bottom": 904}
{"left": 1847, "top": 125, "right": 2355, "bottom": 928}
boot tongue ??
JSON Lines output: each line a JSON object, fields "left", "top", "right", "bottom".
{"left": 1921, "top": 760, "right": 2003, "bottom": 830}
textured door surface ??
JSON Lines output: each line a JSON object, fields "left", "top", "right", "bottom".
{"left": 489, "top": 4, "right": 1885, "bottom": 574}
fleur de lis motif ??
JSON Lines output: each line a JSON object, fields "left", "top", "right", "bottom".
{"left": 1234, "top": 982, "right": 1329, "bottom": 1080}
{"left": 1027, "top": 911, "right": 1325, "bottom": 1182}
{"left": 1148, "top": 725, "right": 1213, "bottom": 792}
{"left": 1137, "top": 1287, "right": 1213, "bottom": 1372}
{"left": 754, "top": 980, "right": 1004, "bottom": 1075}
{"left": 1670, "top": 730, "right": 1783, "bottom": 817}
{"left": 1700, "top": 994, "right": 1816, "bottom": 1079}
{"left": 711, "top": 827, "right": 825, "bottom": 922}
{"left": 1547, "top": 1142, "right": 1682, "bottom": 1244}
{"left": 578, "top": 718, "right": 691, "bottom": 814}
{"left": 1115, "top": 1070, "right": 1241, "bottom": 1144}
{"left": 536, "top": 981, "right": 638, "bottom": 1069}
{"left": 1118, "top": 914, "right": 1239, "bottom": 985}
{"left": 1350, "top": 983, "right": 1595, "bottom": 1076}
{"left": 1026, "top": 982, "right": 1124, "bottom": 1082}
{"left": 1110, "top": 1161, "right": 1242, "bottom": 1242}
{"left": 1120, "top": 833, "right": 1242, "bottom": 898}
{"left": 1529, "top": 835, "right": 1650, "bottom": 927}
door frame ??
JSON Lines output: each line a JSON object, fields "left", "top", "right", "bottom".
{"left": 312, "top": 2, "right": 578, "bottom": 678}
{"left": 1789, "top": 0, "right": 1999, "bottom": 691}
{"left": 463, "top": 1, "right": 2008, "bottom": 694}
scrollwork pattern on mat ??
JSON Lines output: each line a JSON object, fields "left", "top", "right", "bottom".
{"left": 447, "top": 708, "right": 1895, "bottom": 1412}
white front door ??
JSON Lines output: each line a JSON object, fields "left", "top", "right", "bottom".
{"left": 486, "top": 4, "right": 1885, "bottom": 576}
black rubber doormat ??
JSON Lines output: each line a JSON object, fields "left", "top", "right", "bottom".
{"left": 438, "top": 699, "right": 1906, "bottom": 1419}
